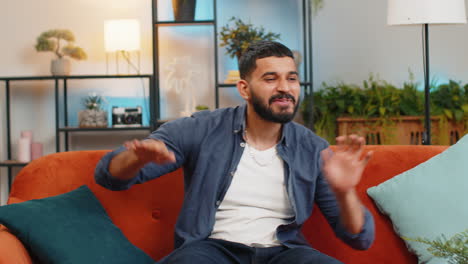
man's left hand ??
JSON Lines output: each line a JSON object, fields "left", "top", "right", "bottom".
{"left": 321, "top": 135, "right": 373, "bottom": 195}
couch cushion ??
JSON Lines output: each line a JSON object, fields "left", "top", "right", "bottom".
{"left": 367, "top": 135, "right": 468, "bottom": 264}
{"left": 0, "top": 185, "right": 154, "bottom": 264}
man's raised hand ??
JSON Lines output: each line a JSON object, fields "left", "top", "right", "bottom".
{"left": 321, "top": 135, "right": 373, "bottom": 195}
{"left": 124, "top": 139, "right": 176, "bottom": 165}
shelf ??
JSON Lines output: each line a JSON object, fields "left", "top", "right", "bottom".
{"left": 218, "top": 83, "right": 237, "bottom": 88}
{"left": 155, "top": 20, "right": 215, "bottom": 26}
{"left": 0, "top": 160, "right": 28, "bottom": 167}
{"left": 0, "top": 74, "right": 153, "bottom": 81}
{"left": 217, "top": 82, "right": 312, "bottom": 88}
{"left": 59, "top": 126, "right": 152, "bottom": 132}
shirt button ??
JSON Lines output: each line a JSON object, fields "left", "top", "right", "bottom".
{"left": 216, "top": 200, "right": 221, "bottom": 206}
{"left": 230, "top": 171, "right": 235, "bottom": 176}
{"left": 240, "top": 142, "right": 246, "bottom": 147}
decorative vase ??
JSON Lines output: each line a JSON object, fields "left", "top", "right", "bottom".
{"left": 51, "top": 58, "right": 71, "bottom": 76}
{"left": 78, "top": 110, "right": 108, "bottom": 128}
{"left": 172, "top": 0, "right": 197, "bottom": 21}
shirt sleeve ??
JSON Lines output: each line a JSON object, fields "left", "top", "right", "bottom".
{"left": 314, "top": 160, "right": 376, "bottom": 250}
{"left": 94, "top": 116, "right": 197, "bottom": 191}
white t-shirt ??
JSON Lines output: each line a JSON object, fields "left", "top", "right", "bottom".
{"left": 210, "top": 143, "right": 295, "bottom": 247}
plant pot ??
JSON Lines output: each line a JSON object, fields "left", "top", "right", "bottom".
{"left": 172, "top": 0, "right": 197, "bottom": 21}
{"left": 224, "top": 70, "right": 240, "bottom": 84}
{"left": 336, "top": 116, "right": 465, "bottom": 145}
{"left": 51, "top": 58, "right": 71, "bottom": 76}
{"left": 78, "top": 110, "right": 108, "bottom": 128}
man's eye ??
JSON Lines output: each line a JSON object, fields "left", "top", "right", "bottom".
{"left": 289, "top": 77, "right": 298, "bottom": 81}
{"left": 265, "top": 78, "right": 275, "bottom": 81}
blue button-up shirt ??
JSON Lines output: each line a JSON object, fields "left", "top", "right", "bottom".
{"left": 95, "top": 104, "right": 375, "bottom": 251}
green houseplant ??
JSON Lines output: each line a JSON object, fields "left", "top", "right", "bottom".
{"left": 430, "top": 80, "right": 468, "bottom": 144}
{"left": 304, "top": 73, "right": 467, "bottom": 145}
{"left": 404, "top": 230, "right": 468, "bottom": 264}
{"left": 78, "top": 93, "right": 107, "bottom": 128}
{"left": 35, "top": 29, "right": 87, "bottom": 75}
{"left": 219, "top": 17, "right": 281, "bottom": 60}
{"left": 219, "top": 17, "right": 280, "bottom": 83}
{"left": 195, "top": 105, "right": 209, "bottom": 111}
{"left": 431, "top": 80, "right": 468, "bottom": 122}
{"left": 305, "top": 74, "right": 408, "bottom": 144}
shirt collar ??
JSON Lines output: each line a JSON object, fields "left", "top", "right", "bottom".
{"left": 233, "top": 103, "right": 290, "bottom": 147}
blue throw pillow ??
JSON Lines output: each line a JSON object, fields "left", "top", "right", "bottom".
{"left": 0, "top": 185, "right": 155, "bottom": 264}
{"left": 367, "top": 135, "right": 468, "bottom": 264}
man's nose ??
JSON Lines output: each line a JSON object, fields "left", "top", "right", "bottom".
{"left": 276, "top": 78, "right": 291, "bottom": 92}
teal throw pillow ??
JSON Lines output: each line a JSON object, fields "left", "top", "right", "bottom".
{"left": 367, "top": 135, "right": 468, "bottom": 264}
{"left": 0, "top": 185, "right": 155, "bottom": 264}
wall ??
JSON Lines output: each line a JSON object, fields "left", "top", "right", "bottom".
{"left": 312, "top": 0, "right": 468, "bottom": 89}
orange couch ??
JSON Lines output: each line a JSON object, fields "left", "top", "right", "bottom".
{"left": 0, "top": 145, "right": 448, "bottom": 263}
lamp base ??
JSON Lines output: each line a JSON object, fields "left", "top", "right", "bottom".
{"left": 106, "top": 51, "right": 140, "bottom": 75}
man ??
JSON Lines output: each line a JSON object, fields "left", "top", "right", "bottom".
{"left": 95, "top": 41, "right": 375, "bottom": 264}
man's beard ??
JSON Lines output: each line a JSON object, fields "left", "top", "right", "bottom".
{"left": 250, "top": 91, "right": 300, "bottom": 124}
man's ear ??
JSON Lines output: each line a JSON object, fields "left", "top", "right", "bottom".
{"left": 237, "top": 79, "right": 250, "bottom": 100}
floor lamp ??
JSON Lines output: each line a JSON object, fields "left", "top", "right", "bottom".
{"left": 387, "top": 0, "right": 466, "bottom": 145}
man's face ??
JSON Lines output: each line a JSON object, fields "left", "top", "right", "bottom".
{"left": 246, "top": 56, "right": 301, "bottom": 123}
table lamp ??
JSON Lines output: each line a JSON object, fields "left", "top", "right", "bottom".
{"left": 104, "top": 19, "right": 141, "bottom": 74}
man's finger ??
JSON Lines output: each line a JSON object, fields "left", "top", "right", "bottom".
{"left": 360, "top": 150, "right": 373, "bottom": 166}
{"left": 155, "top": 151, "right": 176, "bottom": 164}
{"left": 124, "top": 140, "right": 139, "bottom": 151}
{"left": 336, "top": 136, "right": 347, "bottom": 152}
{"left": 321, "top": 148, "right": 333, "bottom": 162}
{"left": 169, "top": 151, "right": 176, "bottom": 162}
{"left": 124, "top": 141, "right": 132, "bottom": 150}
{"left": 351, "top": 136, "right": 365, "bottom": 157}
{"left": 348, "top": 135, "right": 360, "bottom": 152}
{"left": 163, "top": 151, "right": 176, "bottom": 163}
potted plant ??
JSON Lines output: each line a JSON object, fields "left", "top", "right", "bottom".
{"left": 430, "top": 80, "right": 468, "bottom": 144}
{"left": 195, "top": 105, "right": 209, "bottom": 111}
{"left": 35, "top": 29, "right": 87, "bottom": 75}
{"left": 78, "top": 93, "right": 108, "bottom": 128}
{"left": 219, "top": 17, "right": 281, "bottom": 61}
{"left": 219, "top": 17, "right": 280, "bottom": 83}
{"left": 303, "top": 73, "right": 467, "bottom": 145}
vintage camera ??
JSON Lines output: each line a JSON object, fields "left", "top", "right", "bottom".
{"left": 112, "top": 106, "right": 143, "bottom": 127}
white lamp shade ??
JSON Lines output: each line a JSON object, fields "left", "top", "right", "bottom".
{"left": 388, "top": 0, "right": 467, "bottom": 25}
{"left": 104, "top": 19, "right": 141, "bottom": 52}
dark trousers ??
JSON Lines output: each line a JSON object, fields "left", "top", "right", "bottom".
{"left": 159, "top": 238, "right": 343, "bottom": 264}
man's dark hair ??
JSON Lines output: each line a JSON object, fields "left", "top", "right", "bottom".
{"left": 238, "top": 41, "right": 294, "bottom": 80}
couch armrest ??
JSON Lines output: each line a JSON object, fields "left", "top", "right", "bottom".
{"left": 0, "top": 225, "right": 33, "bottom": 264}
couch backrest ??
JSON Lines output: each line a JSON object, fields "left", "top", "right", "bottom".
{"left": 8, "top": 145, "right": 448, "bottom": 263}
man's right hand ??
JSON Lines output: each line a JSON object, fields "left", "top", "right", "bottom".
{"left": 124, "top": 139, "right": 176, "bottom": 165}
{"left": 109, "top": 139, "right": 176, "bottom": 180}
